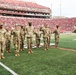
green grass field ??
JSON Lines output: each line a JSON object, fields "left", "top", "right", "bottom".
{"left": 0, "top": 33, "right": 76, "bottom": 75}
{"left": 0, "top": 65, "right": 12, "bottom": 75}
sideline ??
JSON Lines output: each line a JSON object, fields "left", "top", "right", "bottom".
{"left": 50, "top": 46, "right": 76, "bottom": 52}
{"left": 58, "top": 47, "right": 76, "bottom": 52}
{"left": 0, "top": 62, "right": 18, "bottom": 75}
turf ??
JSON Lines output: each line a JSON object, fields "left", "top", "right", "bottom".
{"left": 0, "top": 65, "right": 12, "bottom": 75}
{"left": 51, "top": 33, "right": 76, "bottom": 49}
{"left": 0, "top": 33, "right": 76, "bottom": 75}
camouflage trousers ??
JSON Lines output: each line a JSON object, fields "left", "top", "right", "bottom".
{"left": 0, "top": 41, "right": 5, "bottom": 57}
{"left": 20, "top": 38, "right": 24, "bottom": 51}
{"left": 48, "top": 36, "right": 50, "bottom": 47}
{"left": 43, "top": 37, "right": 49, "bottom": 50}
{"left": 55, "top": 35, "right": 59, "bottom": 47}
{"left": 13, "top": 38, "right": 20, "bottom": 53}
{"left": 6, "top": 39, "right": 11, "bottom": 52}
{"left": 27, "top": 37, "right": 32, "bottom": 51}
{"left": 36, "top": 38, "right": 40, "bottom": 48}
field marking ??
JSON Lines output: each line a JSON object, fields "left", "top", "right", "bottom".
{"left": 24, "top": 43, "right": 55, "bottom": 48}
{"left": 49, "top": 46, "right": 76, "bottom": 52}
{"left": 0, "top": 62, "right": 18, "bottom": 75}
{"left": 73, "top": 39, "right": 76, "bottom": 41}
{"left": 58, "top": 47, "right": 76, "bottom": 52}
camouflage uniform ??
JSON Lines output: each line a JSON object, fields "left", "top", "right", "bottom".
{"left": 47, "top": 26, "right": 51, "bottom": 47}
{"left": 41, "top": 25, "right": 49, "bottom": 50}
{"left": 0, "top": 24, "right": 6, "bottom": 59}
{"left": 73, "top": 25, "right": 76, "bottom": 33}
{"left": 20, "top": 26, "right": 25, "bottom": 51}
{"left": 26, "top": 22, "right": 34, "bottom": 54}
{"left": 53, "top": 25, "right": 60, "bottom": 48}
{"left": 34, "top": 27, "right": 41, "bottom": 48}
{"left": 5, "top": 27, "right": 11, "bottom": 53}
{"left": 12, "top": 24, "right": 20, "bottom": 56}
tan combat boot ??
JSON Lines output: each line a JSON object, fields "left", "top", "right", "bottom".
{"left": 15, "top": 53, "right": 17, "bottom": 56}
{"left": 30, "top": 50, "right": 33, "bottom": 53}
{"left": 1, "top": 56, "right": 5, "bottom": 59}
{"left": 28, "top": 50, "right": 31, "bottom": 54}
{"left": 0, "top": 57, "right": 1, "bottom": 59}
{"left": 17, "top": 52, "right": 20, "bottom": 56}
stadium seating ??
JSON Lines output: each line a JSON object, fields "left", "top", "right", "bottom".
{"left": 0, "top": 16, "right": 76, "bottom": 33}
{"left": 0, "top": 0, "right": 50, "bottom": 13}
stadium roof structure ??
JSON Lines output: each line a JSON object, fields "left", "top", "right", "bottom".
{"left": 0, "top": 0, "right": 51, "bottom": 13}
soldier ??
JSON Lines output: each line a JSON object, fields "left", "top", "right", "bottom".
{"left": 12, "top": 24, "right": 21, "bottom": 56}
{"left": 47, "top": 25, "right": 51, "bottom": 47}
{"left": 34, "top": 26, "right": 42, "bottom": 48}
{"left": 0, "top": 23, "right": 6, "bottom": 59}
{"left": 20, "top": 25, "right": 26, "bottom": 51}
{"left": 26, "top": 22, "right": 34, "bottom": 54}
{"left": 73, "top": 25, "right": 76, "bottom": 33}
{"left": 41, "top": 24, "right": 50, "bottom": 50}
{"left": 5, "top": 26, "right": 11, "bottom": 53}
{"left": 53, "top": 25, "right": 60, "bottom": 48}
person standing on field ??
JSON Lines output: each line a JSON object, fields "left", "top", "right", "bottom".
{"left": 47, "top": 25, "right": 51, "bottom": 47}
{"left": 12, "top": 24, "right": 21, "bottom": 56}
{"left": 5, "top": 26, "right": 11, "bottom": 53}
{"left": 26, "top": 22, "right": 34, "bottom": 54}
{"left": 41, "top": 24, "right": 50, "bottom": 50}
{"left": 0, "top": 23, "right": 6, "bottom": 59}
{"left": 34, "top": 26, "right": 42, "bottom": 48}
{"left": 20, "top": 25, "right": 26, "bottom": 51}
{"left": 53, "top": 25, "right": 60, "bottom": 48}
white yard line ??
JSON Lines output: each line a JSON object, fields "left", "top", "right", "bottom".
{"left": 0, "top": 62, "right": 18, "bottom": 75}
{"left": 24, "top": 43, "right": 55, "bottom": 48}
{"left": 73, "top": 39, "right": 76, "bottom": 40}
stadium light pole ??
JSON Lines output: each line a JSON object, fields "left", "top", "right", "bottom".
{"left": 51, "top": 3, "right": 52, "bottom": 18}
{"left": 60, "top": 0, "right": 62, "bottom": 17}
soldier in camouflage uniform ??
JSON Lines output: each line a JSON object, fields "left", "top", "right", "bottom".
{"left": 5, "top": 26, "right": 11, "bottom": 53}
{"left": 34, "top": 27, "right": 42, "bottom": 48}
{"left": 12, "top": 24, "right": 21, "bottom": 56}
{"left": 26, "top": 22, "right": 34, "bottom": 54}
{"left": 53, "top": 25, "right": 60, "bottom": 48}
{"left": 73, "top": 25, "right": 76, "bottom": 33}
{"left": 0, "top": 23, "right": 6, "bottom": 59}
{"left": 41, "top": 24, "right": 50, "bottom": 50}
{"left": 20, "top": 25, "right": 25, "bottom": 51}
{"left": 47, "top": 25, "right": 51, "bottom": 47}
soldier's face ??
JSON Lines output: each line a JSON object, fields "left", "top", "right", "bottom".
{"left": 0, "top": 26, "right": 3, "bottom": 29}
{"left": 18, "top": 26, "right": 21, "bottom": 29}
{"left": 6, "top": 28, "right": 9, "bottom": 31}
{"left": 15, "top": 26, "right": 18, "bottom": 29}
{"left": 16, "top": 26, "right": 20, "bottom": 30}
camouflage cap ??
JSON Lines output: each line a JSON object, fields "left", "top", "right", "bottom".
{"left": 6, "top": 26, "right": 10, "bottom": 29}
{"left": 15, "top": 24, "right": 20, "bottom": 26}
{"left": 20, "top": 25, "right": 23, "bottom": 27}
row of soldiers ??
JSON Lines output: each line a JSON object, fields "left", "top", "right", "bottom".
{"left": 0, "top": 22, "right": 60, "bottom": 59}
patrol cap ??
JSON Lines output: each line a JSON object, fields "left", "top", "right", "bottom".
{"left": 20, "top": 25, "right": 23, "bottom": 27}
{"left": 6, "top": 26, "right": 10, "bottom": 29}
{"left": 15, "top": 24, "right": 20, "bottom": 26}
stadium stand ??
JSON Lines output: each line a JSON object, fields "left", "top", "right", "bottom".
{"left": 0, "top": 16, "right": 76, "bottom": 33}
